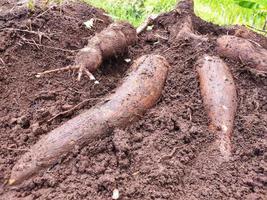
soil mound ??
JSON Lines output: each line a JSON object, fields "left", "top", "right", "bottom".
{"left": 0, "top": 1, "right": 266, "bottom": 199}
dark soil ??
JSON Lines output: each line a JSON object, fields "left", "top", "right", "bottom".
{"left": 0, "top": 1, "right": 266, "bottom": 200}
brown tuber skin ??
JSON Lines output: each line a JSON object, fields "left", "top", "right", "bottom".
{"left": 196, "top": 55, "right": 237, "bottom": 161}
{"left": 37, "top": 22, "right": 137, "bottom": 80}
{"left": 9, "top": 54, "right": 170, "bottom": 185}
{"left": 76, "top": 21, "right": 137, "bottom": 72}
{"left": 216, "top": 35, "right": 267, "bottom": 74}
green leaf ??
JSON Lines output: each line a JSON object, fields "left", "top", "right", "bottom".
{"left": 235, "top": 1, "right": 260, "bottom": 10}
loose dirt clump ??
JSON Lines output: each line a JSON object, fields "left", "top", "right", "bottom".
{"left": 0, "top": 1, "right": 266, "bottom": 199}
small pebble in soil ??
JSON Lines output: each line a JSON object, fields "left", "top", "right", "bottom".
{"left": 112, "top": 188, "right": 120, "bottom": 200}
{"left": 124, "top": 58, "right": 131, "bottom": 63}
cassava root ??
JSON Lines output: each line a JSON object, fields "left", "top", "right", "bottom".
{"left": 9, "top": 54, "right": 170, "bottom": 185}
{"left": 196, "top": 55, "right": 237, "bottom": 161}
{"left": 216, "top": 35, "right": 267, "bottom": 74}
{"left": 37, "top": 22, "right": 137, "bottom": 81}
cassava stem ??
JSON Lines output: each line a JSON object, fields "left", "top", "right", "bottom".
{"left": 196, "top": 55, "right": 237, "bottom": 161}
{"left": 175, "top": 0, "right": 207, "bottom": 42}
{"left": 175, "top": 16, "right": 207, "bottom": 42}
{"left": 9, "top": 54, "right": 170, "bottom": 185}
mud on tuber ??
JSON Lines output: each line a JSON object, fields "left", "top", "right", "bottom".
{"left": 9, "top": 54, "right": 170, "bottom": 185}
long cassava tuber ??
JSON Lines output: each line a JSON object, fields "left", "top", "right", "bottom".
{"left": 216, "top": 35, "right": 267, "bottom": 74}
{"left": 196, "top": 55, "right": 237, "bottom": 161}
{"left": 9, "top": 54, "right": 170, "bottom": 185}
{"left": 37, "top": 22, "right": 137, "bottom": 81}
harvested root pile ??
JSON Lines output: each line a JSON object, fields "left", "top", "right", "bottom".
{"left": 0, "top": 0, "right": 266, "bottom": 199}
{"left": 9, "top": 55, "right": 169, "bottom": 185}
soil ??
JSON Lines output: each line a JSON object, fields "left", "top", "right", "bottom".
{"left": 0, "top": 1, "right": 266, "bottom": 200}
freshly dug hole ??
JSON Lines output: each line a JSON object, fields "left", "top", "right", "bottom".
{"left": 9, "top": 54, "right": 170, "bottom": 185}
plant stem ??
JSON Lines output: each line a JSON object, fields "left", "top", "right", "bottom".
{"left": 263, "top": 18, "right": 267, "bottom": 31}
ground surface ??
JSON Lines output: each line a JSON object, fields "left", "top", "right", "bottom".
{"left": 0, "top": 1, "right": 266, "bottom": 200}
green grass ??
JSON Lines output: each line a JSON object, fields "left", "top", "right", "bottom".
{"left": 82, "top": 0, "right": 177, "bottom": 27}
{"left": 194, "top": 0, "right": 266, "bottom": 31}
{"left": 82, "top": 0, "right": 266, "bottom": 33}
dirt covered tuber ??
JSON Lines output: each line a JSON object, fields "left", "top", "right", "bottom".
{"left": 216, "top": 35, "right": 267, "bottom": 74}
{"left": 37, "top": 21, "right": 137, "bottom": 81}
{"left": 196, "top": 55, "right": 237, "bottom": 161}
{"left": 9, "top": 54, "right": 170, "bottom": 185}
